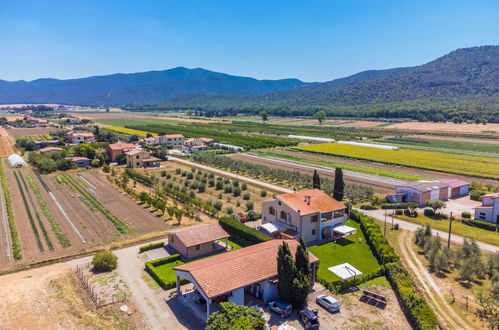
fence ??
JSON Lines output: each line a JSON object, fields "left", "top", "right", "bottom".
{"left": 75, "top": 263, "right": 127, "bottom": 309}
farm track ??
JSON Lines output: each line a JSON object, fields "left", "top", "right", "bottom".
{"left": 0, "top": 128, "right": 14, "bottom": 157}
{"left": 0, "top": 172, "right": 10, "bottom": 261}
{"left": 78, "top": 172, "right": 169, "bottom": 234}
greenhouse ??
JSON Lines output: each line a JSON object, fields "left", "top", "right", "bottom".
{"left": 7, "top": 154, "right": 27, "bottom": 168}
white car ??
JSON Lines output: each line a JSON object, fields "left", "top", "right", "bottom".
{"left": 316, "top": 294, "right": 341, "bottom": 313}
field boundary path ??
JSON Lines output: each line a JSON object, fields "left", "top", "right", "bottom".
{"left": 398, "top": 230, "right": 472, "bottom": 329}
{"left": 169, "top": 157, "right": 294, "bottom": 194}
{"left": 359, "top": 208, "right": 498, "bottom": 252}
{"left": 0, "top": 173, "right": 10, "bottom": 260}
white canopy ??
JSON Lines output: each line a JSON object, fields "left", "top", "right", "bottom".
{"left": 328, "top": 263, "right": 363, "bottom": 280}
{"left": 7, "top": 154, "right": 27, "bottom": 168}
{"left": 260, "top": 223, "right": 280, "bottom": 235}
{"left": 333, "top": 225, "right": 357, "bottom": 236}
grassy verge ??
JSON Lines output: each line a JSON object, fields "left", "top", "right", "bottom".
{"left": 0, "top": 161, "right": 21, "bottom": 259}
{"left": 60, "top": 174, "right": 130, "bottom": 234}
{"left": 395, "top": 213, "right": 499, "bottom": 246}
{"left": 25, "top": 173, "right": 71, "bottom": 248}
{"left": 13, "top": 171, "right": 44, "bottom": 252}
{"left": 254, "top": 150, "right": 430, "bottom": 181}
{"left": 308, "top": 221, "right": 381, "bottom": 283}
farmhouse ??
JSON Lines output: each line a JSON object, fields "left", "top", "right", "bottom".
{"left": 474, "top": 193, "right": 499, "bottom": 224}
{"left": 68, "top": 156, "right": 90, "bottom": 167}
{"left": 26, "top": 117, "right": 48, "bottom": 127}
{"left": 67, "top": 131, "right": 95, "bottom": 144}
{"left": 261, "top": 189, "right": 348, "bottom": 243}
{"left": 139, "top": 136, "right": 160, "bottom": 146}
{"left": 125, "top": 149, "right": 160, "bottom": 168}
{"left": 388, "top": 181, "right": 449, "bottom": 206}
{"left": 167, "top": 223, "right": 229, "bottom": 259}
{"left": 106, "top": 143, "right": 138, "bottom": 161}
{"left": 159, "top": 134, "right": 185, "bottom": 147}
{"left": 39, "top": 147, "right": 63, "bottom": 155}
{"left": 174, "top": 239, "right": 318, "bottom": 319}
{"left": 437, "top": 179, "right": 469, "bottom": 198}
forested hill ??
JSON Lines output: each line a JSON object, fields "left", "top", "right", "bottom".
{"left": 0, "top": 67, "right": 309, "bottom": 105}
{"left": 162, "top": 46, "right": 499, "bottom": 122}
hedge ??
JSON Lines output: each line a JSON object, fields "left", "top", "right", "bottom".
{"left": 145, "top": 254, "right": 188, "bottom": 289}
{"left": 359, "top": 204, "right": 377, "bottom": 210}
{"left": 462, "top": 218, "right": 498, "bottom": 232}
{"left": 218, "top": 216, "right": 271, "bottom": 245}
{"left": 139, "top": 242, "right": 165, "bottom": 253}
{"left": 317, "top": 266, "right": 385, "bottom": 293}
{"left": 350, "top": 210, "right": 437, "bottom": 329}
{"left": 381, "top": 203, "right": 410, "bottom": 209}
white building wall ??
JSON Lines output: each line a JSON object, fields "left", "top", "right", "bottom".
{"left": 229, "top": 287, "right": 245, "bottom": 305}
{"left": 261, "top": 279, "right": 279, "bottom": 302}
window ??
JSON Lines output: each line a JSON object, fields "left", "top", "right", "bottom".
{"left": 311, "top": 215, "right": 319, "bottom": 222}
{"left": 280, "top": 211, "right": 287, "bottom": 220}
{"left": 136, "top": 162, "right": 140, "bottom": 166}
{"left": 195, "top": 244, "right": 200, "bottom": 251}
{"left": 312, "top": 229, "right": 316, "bottom": 235}
{"left": 136, "top": 155, "right": 139, "bottom": 159}
{"left": 269, "top": 207, "right": 275, "bottom": 215}
{"left": 277, "top": 201, "right": 282, "bottom": 206}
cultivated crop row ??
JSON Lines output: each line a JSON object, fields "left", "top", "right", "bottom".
{"left": 295, "top": 143, "right": 499, "bottom": 179}
{"left": 13, "top": 172, "right": 46, "bottom": 252}
{"left": 0, "top": 161, "right": 21, "bottom": 259}
{"left": 59, "top": 174, "right": 130, "bottom": 234}
{"left": 25, "top": 173, "right": 71, "bottom": 248}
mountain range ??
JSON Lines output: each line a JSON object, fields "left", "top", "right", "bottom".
{"left": 0, "top": 46, "right": 497, "bottom": 121}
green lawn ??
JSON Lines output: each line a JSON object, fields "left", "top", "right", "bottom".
{"left": 308, "top": 221, "right": 381, "bottom": 283}
{"left": 395, "top": 214, "right": 499, "bottom": 246}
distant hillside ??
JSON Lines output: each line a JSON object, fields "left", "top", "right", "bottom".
{"left": 0, "top": 67, "right": 309, "bottom": 105}
{"left": 163, "top": 46, "right": 499, "bottom": 122}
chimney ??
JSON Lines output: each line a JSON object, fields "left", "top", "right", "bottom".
{"left": 306, "top": 196, "right": 311, "bottom": 205}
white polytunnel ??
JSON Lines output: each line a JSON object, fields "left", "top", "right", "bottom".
{"left": 7, "top": 154, "right": 28, "bottom": 168}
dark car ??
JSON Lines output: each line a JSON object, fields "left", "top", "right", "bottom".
{"left": 298, "top": 308, "right": 320, "bottom": 329}
{"left": 267, "top": 300, "right": 293, "bottom": 318}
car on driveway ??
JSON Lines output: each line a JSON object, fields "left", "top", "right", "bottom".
{"left": 267, "top": 300, "right": 293, "bottom": 318}
{"left": 298, "top": 308, "right": 320, "bottom": 329}
{"left": 316, "top": 294, "right": 341, "bottom": 313}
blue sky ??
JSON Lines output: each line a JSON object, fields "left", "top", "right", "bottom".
{"left": 1, "top": 0, "right": 497, "bottom": 82}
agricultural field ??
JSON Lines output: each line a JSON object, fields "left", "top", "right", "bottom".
{"left": 6, "top": 127, "right": 60, "bottom": 136}
{"left": 103, "top": 126, "right": 157, "bottom": 137}
{"left": 295, "top": 143, "right": 499, "bottom": 180}
{"left": 0, "top": 128, "right": 14, "bottom": 157}
{"left": 13, "top": 133, "right": 53, "bottom": 142}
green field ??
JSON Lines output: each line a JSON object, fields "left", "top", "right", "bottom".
{"left": 295, "top": 143, "right": 499, "bottom": 179}
{"left": 254, "top": 149, "right": 430, "bottom": 181}
{"left": 308, "top": 221, "right": 380, "bottom": 282}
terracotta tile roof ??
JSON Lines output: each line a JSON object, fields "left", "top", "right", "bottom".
{"left": 482, "top": 192, "right": 499, "bottom": 199}
{"left": 168, "top": 223, "right": 229, "bottom": 248}
{"left": 200, "top": 137, "right": 215, "bottom": 143}
{"left": 397, "top": 181, "right": 448, "bottom": 192}
{"left": 125, "top": 149, "right": 145, "bottom": 156}
{"left": 69, "top": 131, "right": 94, "bottom": 137}
{"left": 191, "top": 144, "right": 208, "bottom": 149}
{"left": 143, "top": 136, "right": 159, "bottom": 141}
{"left": 438, "top": 179, "right": 469, "bottom": 188}
{"left": 174, "top": 239, "right": 318, "bottom": 298}
{"left": 185, "top": 138, "right": 196, "bottom": 143}
{"left": 163, "top": 134, "right": 184, "bottom": 138}
{"left": 107, "top": 143, "right": 136, "bottom": 151}
{"left": 276, "top": 189, "right": 346, "bottom": 215}
{"left": 143, "top": 157, "right": 161, "bottom": 162}
{"left": 39, "top": 147, "right": 63, "bottom": 153}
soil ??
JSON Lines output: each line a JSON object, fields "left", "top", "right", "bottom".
{"left": 0, "top": 262, "right": 147, "bottom": 329}
{"left": 0, "top": 128, "right": 14, "bottom": 157}
{"left": 73, "top": 112, "right": 224, "bottom": 123}
{"left": 389, "top": 121, "right": 499, "bottom": 134}
{"left": 407, "top": 134, "right": 499, "bottom": 145}
{"left": 6, "top": 127, "right": 61, "bottom": 136}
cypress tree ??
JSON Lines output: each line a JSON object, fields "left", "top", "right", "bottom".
{"left": 312, "top": 170, "right": 321, "bottom": 189}
{"left": 277, "top": 242, "right": 296, "bottom": 302}
{"left": 333, "top": 168, "right": 344, "bottom": 201}
{"left": 295, "top": 237, "right": 310, "bottom": 276}
{"left": 291, "top": 270, "right": 310, "bottom": 308}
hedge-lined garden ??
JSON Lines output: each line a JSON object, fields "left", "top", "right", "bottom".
{"left": 350, "top": 210, "right": 437, "bottom": 330}
{"left": 145, "top": 254, "right": 188, "bottom": 289}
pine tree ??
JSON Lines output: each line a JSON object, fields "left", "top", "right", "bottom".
{"left": 277, "top": 242, "right": 296, "bottom": 302}
{"left": 312, "top": 170, "right": 321, "bottom": 189}
{"left": 333, "top": 168, "right": 344, "bottom": 201}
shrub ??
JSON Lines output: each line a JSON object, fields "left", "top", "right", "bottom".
{"left": 140, "top": 242, "right": 165, "bottom": 253}
{"left": 395, "top": 209, "right": 403, "bottom": 215}
{"left": 187, "top": 172, "right": 194, "bottom": 180}
{"left": 232, "top": 186, "right": 241, "bottom": 197}
{"left": 218, "top": 216, "right": 271, "bottom": 245}
{"left": 226, "top": 207, "right": 234, "bottom": 215}
{"left": 423, "top": 209, "right": 435, "bottom": 217}
{"left": 241, "top": 183, "right": 247, "bottom": 191}
{"left": 198, "top": 183, "right": 206, "bottom": 193}
{"left": 381, "top": 203, "right": 409, "bottom": 209}
{"left": 92, "top": 251, "right": 118, "bottom": 272}
{"left": 461, "top": 211, "right": 471, "bottom": 219}
{"left": 470, "top": 190, "right": 484, "bottom": 201}
{"left": 260, "top": 190, "right": 267, "bottom": 197}
{"left": 360, "top": 204, "right": 377, "bottom": 210}
{"left": 224, "top": 184, "right": 232, "bottom": 194}
{"left": 160, "top": 170, "right": 167, "bottom": 177}
{"left": 214, "top": 200, "right": 223, "bottom": 211}
{"left": 243, "top": 193, "right": 250, "bottom": 200}
{"left": 246, "top": 201, "right": 254, "bottom": 211}
{"left": 175, "top": 168, "right": 181, "bottom": 174}
{"left": 103, "top": 164, "right": 110, "bottom": 173}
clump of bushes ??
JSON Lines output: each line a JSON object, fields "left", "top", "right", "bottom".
{"left": 461, "top": 211, "right": 471, "bottom": 219}
{"left": 92, "top": 251, "right": 118, "bottom": 272}
{"left": 360, "top": 204, "right": 377, "bottom": 210}
{"left": 139, "top": 242, "right": 165, "bottom": 253}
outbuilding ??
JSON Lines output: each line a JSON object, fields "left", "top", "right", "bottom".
{"left": 389, "top": 181, "right": 449, "bottom": 207}
{"left": 438, "top": 179, "right": 469, "bottom": 198}
{"left": 7, "top": 154, "right": 27, "bottom": 168}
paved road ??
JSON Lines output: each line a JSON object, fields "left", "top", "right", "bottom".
{"left": 242, "top": 153, "right": 407, "bottom": 186}
{"left": 169, "top": 156, "right": 294, "bottom": 194}
{"left": 358, "top": 208, "right": 498, "bottom": 253}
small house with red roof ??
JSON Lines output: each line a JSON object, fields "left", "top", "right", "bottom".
{"left": 474, "top": 192, "right": 499, "bottom": 224}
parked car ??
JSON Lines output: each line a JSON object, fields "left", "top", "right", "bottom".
{"left": 267, "top": 300, "right": 293, "bottom": 318}
{"left": 316, "top": 294, "right": 341, "bottom": 313}
{"left": 298, "top": 308, "right": 320, "bottom": 329}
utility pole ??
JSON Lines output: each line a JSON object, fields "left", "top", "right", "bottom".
{"left": 384, "top": 210, "right": 387, "bottom": 236}
{"left": 448, "top": 212, "right": 453, "bottom": 248}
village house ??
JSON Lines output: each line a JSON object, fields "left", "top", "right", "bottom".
{"left": 39, "top": 147, "right": 64, "bottom": 155}
{"left": 174, "top": 239, "right": 318, "bottom": 319}
{"left": 474, "top": 193, "right": 499, "bottom": 224}
{"left": 167, "top": 223, "right": 230, "bottom": 259}
{"left": 106, "top": 143, "right": 138, "bottom": 162}
{"left": 261, "top": 189, "right": 348, "bottom": 243}
{"left": 387, "top": 181, "right": 449, "bottom": 207}
{"left": 67, "top": 131, "right": 95, "bottom": 145}
{"left": 67, "top": 156, "right": 90, "bottom": 167}
{"left": 139, "top": 136, "right": 160, "bottom": 146}
{"left": 125, "top": 149, "right": 160, "bottom": 168}
{"left": 159, "top": 134, "right": 185, "bottom": 147}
